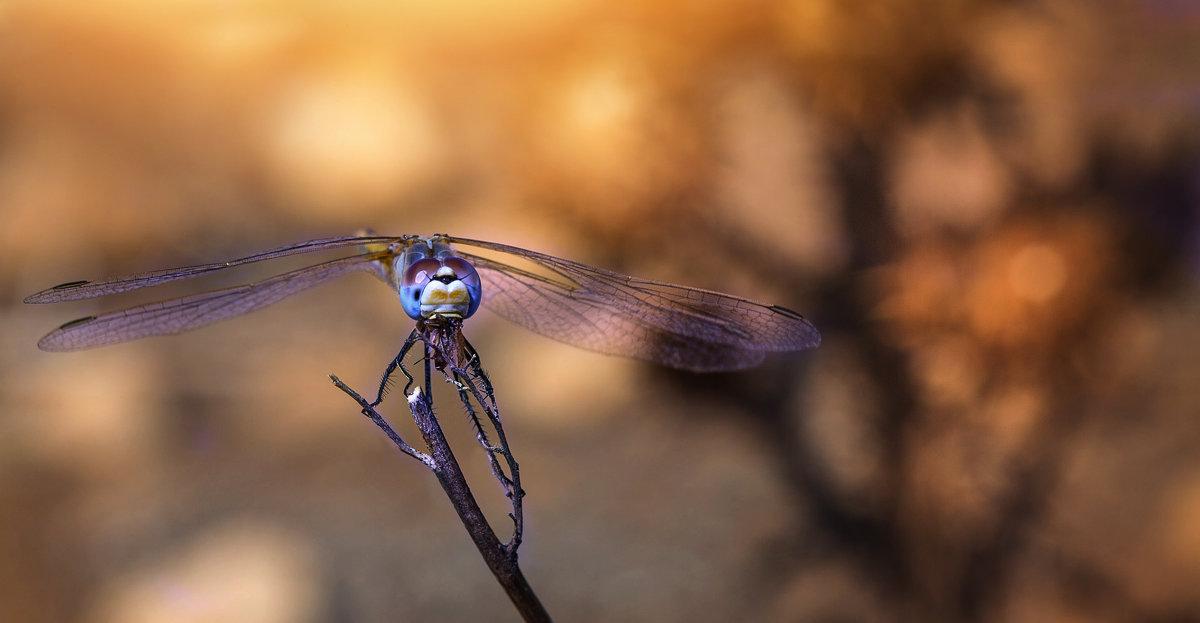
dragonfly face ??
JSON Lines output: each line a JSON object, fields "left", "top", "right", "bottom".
{"left": 396, "top": 239, "right": 483, "bottom": 321}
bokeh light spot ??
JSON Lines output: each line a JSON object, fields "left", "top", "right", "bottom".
{"left": 1008, "top": 242, "right": 1067, "bottom": 304}
{"left": 260, "top": 67, "right": 443, "bottom": 216}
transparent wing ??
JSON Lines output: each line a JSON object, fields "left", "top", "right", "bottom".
{"left": 450, "top": 237, "right": 820, "bottom": 372}
{"left": 37, "top": 252, "right": 386, "bottom": 352}
{"left": 24, "top": 235, "right": 404, "bottom": 303}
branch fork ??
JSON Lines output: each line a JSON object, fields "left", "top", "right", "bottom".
{"left": 329, "top": 326, "right": 549, "bottom": 622}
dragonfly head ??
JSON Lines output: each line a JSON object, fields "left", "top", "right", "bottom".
{"left": 398, "top": 254, "right": 482, "bottom": 321}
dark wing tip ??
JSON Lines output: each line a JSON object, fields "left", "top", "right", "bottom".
{"left": 24, "top": 280, "right": 92, "bottom": 304}
{"left": 768, "top": 304, "right": 822, "bottom": 349}
{"left": 53, "top": 280, "right": 92, "bottom": 290}
{"left": 35, "top": 316, "right": 97, "bottom": 351}
{"left": 57, "top": 315, "right": 98, "bottom": 330}
{"left": 768, "top": 304, "right": 806, "bottom": 320}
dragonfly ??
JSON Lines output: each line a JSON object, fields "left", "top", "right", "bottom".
{"left": 25, "top": 234, "right": 821, "bottom": 374}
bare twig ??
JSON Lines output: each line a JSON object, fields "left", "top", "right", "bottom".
{"left": 330, "top": 374, "right": 432, "bottom": 468}
{"left": 330, "top": 333, "right": 549, "bottom": 623}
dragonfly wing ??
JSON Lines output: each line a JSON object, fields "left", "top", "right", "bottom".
{"left": 37, "top": 252, "right": 386, "bottom": 351}
{"left": 453, "top": 239, "right": 819, "bottom": 371}
{"left": 25, "top": 235, "right": 404, "bottom": 303}
{"left": 466, "top": 255, "right": 767, "bottom": 370}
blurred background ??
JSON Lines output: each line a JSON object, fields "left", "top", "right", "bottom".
{"left": 1, "top": 0, "right": 1199, "bottom": 621}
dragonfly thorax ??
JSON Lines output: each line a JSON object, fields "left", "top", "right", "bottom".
{"left": 397, "top": 249, "right": 483, "bottom": 321}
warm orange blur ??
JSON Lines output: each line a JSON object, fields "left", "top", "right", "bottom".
{"left": 2, "top": 1, "right": 1199, "bottom": 621}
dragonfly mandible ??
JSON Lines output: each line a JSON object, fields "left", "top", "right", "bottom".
{"left": 25, "top": 234, "right": 821, "bottom": 372}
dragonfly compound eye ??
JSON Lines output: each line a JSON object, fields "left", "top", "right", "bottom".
{"left": 403, "top": 258, "right": 443, "bottom": 288}
{"left": 442, "top": 257, "right": 482, "bottom": 318}
{"left": 400, "top": 258, "right": 443, "bottom": 319}
{"left": 442, "top": 257, "right": 479, "bottom": 286}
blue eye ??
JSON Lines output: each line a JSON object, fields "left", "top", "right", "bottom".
{"left": 443, "top": 257, "right": 483, "bottom": 317}
{"left": 443, "top": 258, "right": 478, "bottom": 285}
{"left": 400, "top": 258, "right": 442, "bottom": 319}
{"left": 403, "top": 258, "right": 442, "bottom": 288}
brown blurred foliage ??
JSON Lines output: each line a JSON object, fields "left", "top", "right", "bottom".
{"left": 2, "top": 0, "right": 1199, "bottom": 621}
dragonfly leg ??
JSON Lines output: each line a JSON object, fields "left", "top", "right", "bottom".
{"left": 461, "top": 338, "right": 497, "bottom": 413}
{"left": 458, "top": 336, "right": 524, "bottom": 551}
{"left": 452, "top": 371, "right": 512, "bottom": 483}
{"left": 372, "top": 328, "right": 421, "bottom": 407}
